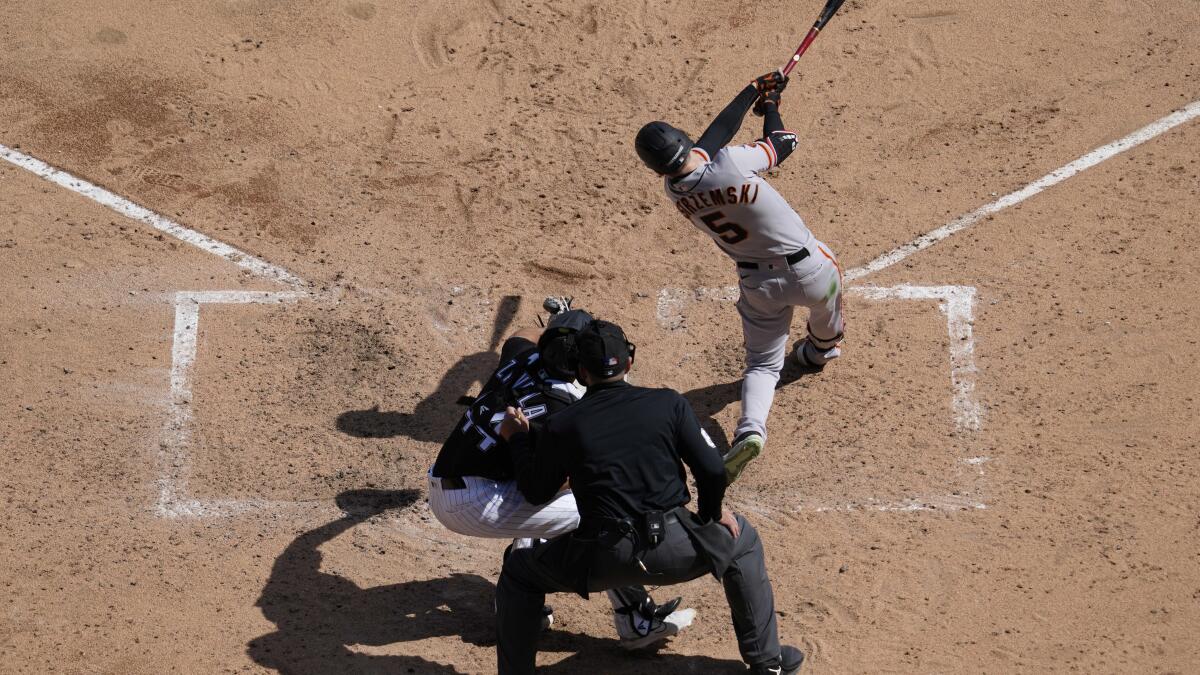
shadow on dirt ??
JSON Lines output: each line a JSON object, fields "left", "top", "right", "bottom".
{"left": 335, "top": 350, "right": 499, "bottom": 443}
{"left": 248, "top": 489, "right": 746, "bottom": 674}
{"left": 682, "top": 357, "right": 821, "bottom": 455}
{"left": 334, "top": 296, "right": 526, "bottom": 444}
{"left": 247, "top": 488, "right": 486, "bottom": 674}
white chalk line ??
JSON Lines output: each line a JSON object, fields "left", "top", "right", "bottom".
{"left": 654, "top": 101, "right": 1200, "bottom": 513}
{"left": 657, "top": 284, "right": 984, "bottom": 513}
{"left": 157, "top": 290, "right": 309, "bottom": 518}
{"left": 844, "top": 99, "right": 1200, "bottom": 282}
{"left": 62, "top": 99, "right": 1200, "bottom": 519}
{"left": 738, "top": 494, "right": 986, "bottom": 516}
{"left": 656, "top": 284, "right": 982, "bottom": 433}
{"left": 0, "top": 143, "right": 305, "bottom": 287}
{"left": 0, "top": 145, "right": 322, "bottom": 515}
{"left": 851, "top": 285, "right": 982, "bottom": 432}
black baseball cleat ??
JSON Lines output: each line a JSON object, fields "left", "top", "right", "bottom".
{"left": 650, "top": 596, "right": 682, "bottom": 619}
{"left": 750, "top": 645, "right": 805, "bottom": 675}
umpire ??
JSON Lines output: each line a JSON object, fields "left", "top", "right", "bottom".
{"left": 495, "top": 320, "right": 804, "bottom": 674}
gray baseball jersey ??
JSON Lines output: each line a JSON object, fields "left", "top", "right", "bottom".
{"left": 663, "top": 143, "right": 813, "bottom": 262}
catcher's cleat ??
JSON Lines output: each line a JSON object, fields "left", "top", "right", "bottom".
{"left": 542, "top": 296, "right": 573, "bottom": 315}
{"left": 793, "top": 338, "right": 841, "bottom": 369}
{"left": 750, "top": 645, "right": 805, "bottom": 675}
{"left": 724, "top": 431, "right": 764, "bottom": 484}
{"left": 614, "top": 600, "right": 696, "bottom": 650}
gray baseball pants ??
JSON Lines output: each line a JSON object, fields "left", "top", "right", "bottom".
{"left": 735, "top": 238, "right": 844, "bottom": 440}
{"left": 496, "top": 512, "right": 781, "bottom": 674}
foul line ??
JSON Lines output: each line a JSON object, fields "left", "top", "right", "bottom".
{"left": 0, "top": 143, "right": 305, "bottom": 287}
{"left": 844, "top": 99, "right": 1200, "bottom": 281}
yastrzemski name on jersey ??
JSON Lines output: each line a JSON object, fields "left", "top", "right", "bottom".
{"left": 433, "top": 337, "right": 582, "bottom": 482}
{"left": 665, "top": 144, "right": 813, "bottom": 262}
{"left": 672, "top": 183, "right": 762, "bottom": 217}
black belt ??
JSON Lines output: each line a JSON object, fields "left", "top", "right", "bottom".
{"left": 736, "top": 247, "right": 809, "bottom": 270}
{"left": 435, "top": 475, "right": 467, "bottom": 490}
{"left": 586, "top": 511, "right": 680, "bottom": 526}
{"left": 577, "top": 511, "right": 681, "bottom": 539}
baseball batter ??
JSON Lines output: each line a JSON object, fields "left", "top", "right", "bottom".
{"left": 427, "top": 306, "right": 695, "bottom": 647}
{"left": 636, "top": 72, "right": 845, "bottom": 484}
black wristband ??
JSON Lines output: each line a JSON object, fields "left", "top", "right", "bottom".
{"left": 763, "top": 107, "right": 784, "bottom": 135}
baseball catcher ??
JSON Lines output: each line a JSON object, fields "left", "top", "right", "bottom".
{"left": 636, "top": 73, "right": 845, "bottom": 484}
{"left": 427, "top": 301, "right": 695, "bottom": 647}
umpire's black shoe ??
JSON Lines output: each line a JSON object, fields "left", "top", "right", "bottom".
{"left": 750, "top": 645, "right": 804, "bottom": 675}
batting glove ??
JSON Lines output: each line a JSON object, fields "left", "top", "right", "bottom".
{"left": 752, "top": 89, "right": 783, "bottom": 117}
{"left": 752, "top": 71, "right": 788, "bottom": 95}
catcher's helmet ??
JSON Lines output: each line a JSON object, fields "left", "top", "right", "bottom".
{"left": 538, "top": 309, "right": 594, "bottom": 379}
{"left": 635, "top": 121, "right": 693, "bottom": 175}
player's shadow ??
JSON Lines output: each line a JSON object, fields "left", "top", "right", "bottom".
{"left": 247, "top": 488, "right": 745, "bottom": 674}
{"left": 247, "top": 488, "right": 488, "bottom": 674}
{"left": 335, "top": 350, "right": 499, "bottom": 443}
{"left": 335, "top": 296, "right": 523, "bottom": 444}
{"left": 535, "top": 634, "right": 745, "bottom": 674}
{"left": 682, "top": 356, "right": 818, "bottom": 454}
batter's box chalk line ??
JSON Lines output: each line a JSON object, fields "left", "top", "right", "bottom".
{"left": 157, "top": 291, "right": 314, "bottom": 518}
{"left": 657, "top": 283, "right": 985, "bottom": 513}
{"left": 156, "top": 291, "right": 461, "bottom": 533}
{"left": 9, "top": 98, "right": 1198, "bottom": 519}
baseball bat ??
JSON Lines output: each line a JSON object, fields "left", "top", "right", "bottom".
{"left": 488, "top": 295, "right": 522, "bottom": 352}
{"left": 780, "top": 0, "right": 847, "bottom": 76}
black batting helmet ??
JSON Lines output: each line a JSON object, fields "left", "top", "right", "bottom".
{"left": 537, "top": 309, "right": 594, "bottom": 379}
{"left": 635, "top": 121, "right": 693, "bottom": 175}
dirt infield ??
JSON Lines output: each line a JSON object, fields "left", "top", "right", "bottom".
{"left": 2, "top": 1, "right": 1198, "bottom": 672}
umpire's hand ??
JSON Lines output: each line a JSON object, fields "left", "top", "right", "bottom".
{"left": 498, "top": 406, "right": 530, "bottom": 440}
{"left": 718, "top": 508, "right": 741, "bottom": 539}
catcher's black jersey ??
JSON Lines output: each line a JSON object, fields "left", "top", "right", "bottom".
{"left": 432, "top": 336, "right": 583, "bottom": 482}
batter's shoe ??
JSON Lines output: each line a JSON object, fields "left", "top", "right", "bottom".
{"left": 794, "top": 338, "right": 841, "bottom": 369}
{"left": 724, "top": 431, "right": 764, "bottom": 484}
{"left": 750, "top": 645, "right": 805, "bottom": 675}
{"left": 614, "top": 598, "right": 696, "bottom": 650}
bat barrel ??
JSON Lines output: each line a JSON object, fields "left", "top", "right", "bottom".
{"left": 779, "top": 0, "right": 846, "bottom": 75}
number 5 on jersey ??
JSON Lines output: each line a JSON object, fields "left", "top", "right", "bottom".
{"left": 701, "top": 211, "right": 748, "bottom": 245}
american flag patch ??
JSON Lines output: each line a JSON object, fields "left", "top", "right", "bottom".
{"left": 606, "top": 356, "right": 618, "bottom": 366}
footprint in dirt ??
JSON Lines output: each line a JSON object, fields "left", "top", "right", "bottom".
{"left": 409, "top": 1, "right": 500, "bottom": 70}
{"left": 95, "top": 27, "right": 127, "bottom": 45}
{"left": 346, "top": 2, "right": 375, "bottom": 20}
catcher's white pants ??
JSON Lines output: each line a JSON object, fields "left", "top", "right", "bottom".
{"left": 427, "top": 472, "right": 639, "bottom": 616}
{"left": 427, "top": 472, "right": 580, "bottom": 540}
{"left": 735, "top": 238, "right": 844, "bottom": 440}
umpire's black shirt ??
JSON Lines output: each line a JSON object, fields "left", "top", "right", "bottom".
{"left": 510, "top": 380, "right": 727, "bottom": 524}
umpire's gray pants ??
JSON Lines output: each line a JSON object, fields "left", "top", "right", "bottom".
{"left": 496, "top": 512, "right": 780, "bottom": 674}
{"left": 736, "top": 238, "right": 844, "bottom": 439}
